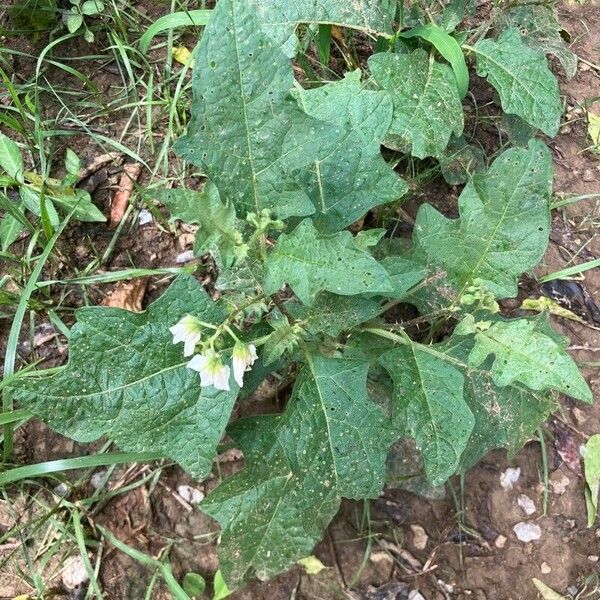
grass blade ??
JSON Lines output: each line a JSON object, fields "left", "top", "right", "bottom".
{"left": 139, "top": 10, "right": 211, "bottom": 54}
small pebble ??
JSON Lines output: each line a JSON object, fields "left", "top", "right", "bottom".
{"left": 495, "top": 535, "right": 507, "bottom": 548}
{"left": 561, "top": 125, "right": 572, "bottom": 134}
{"left": 541, "top": 562, "right": 552, "bottom": 574}
{"left": 500, "top": 467, "right": 521, "bottom": 490}
{"left": 369, "top": 550, "right": 393, "bottom": 564}
{"left": 580, "top": 62, "right": 591, "bottom": 72}
{"left": 408, "top": 591, "right": 426, "bottom": 600}
{"left": 138, "top": 209, "right": 153, "bottom": 225}
{"left": 517, "top": 494, "right": 536, "bottom": 516}
{"left": 53, "top": 483, "right": 70, "bottom": 497}
{"left": 568, "top": 586, "right": 578, "bottom": 596}
{"left": 410, "top": 524, "right": 428, "bottom": 550}
{"left": 62, "top": 555, "right": 89, "bottom": 590}
{"left": 572, "top": 407, "right": 587, "bottom": 425}
{"left": 583, "top": 169, "right": 595, "bottom": 182}
{"left": 549, "top": 472, "right": 570, "bottom": 495}
{"left": 177, "top": 484, "right": 204, "bottom": 504}
{"left": 589, "top": 555, "right": 599, "bottom": 562}
{"left": 513, "top": 522, "right": 542, "bottom": 542}
{"left": 175, "top": 250, "right": 195, "bottom": 264}
{"left": 90, "top": 471, "right": 107, "bottom": 490}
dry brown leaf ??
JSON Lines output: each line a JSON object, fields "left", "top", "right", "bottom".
{"left": 109, "top": 163, "right": 142, "bottom": 228}
{"left": 101, "top": 279, "right": 147, "bottom": 312}
{"left": 78, "top": 152, "right": 123, "bottom": 182}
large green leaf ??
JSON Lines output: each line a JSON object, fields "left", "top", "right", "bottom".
{"left": 369, "top": 49, "right": 464, "bottom": 159}
{"left": 441, "top": 332, "right": 556, "bottom": 471}
{"left": 263, "top": 219, "right": 393, "bottom": 305}
{"left": 202, "top": 355, "right": 395, "bottom": 586}
{"left": 496, "top": 4, "right": 577, "bottom": 80}
{"left": 293, "top": 71, "right": 407, "bottom": 231}
{"left": 174, "top": 0, "right": 398, "bottom": 224}
{"left": 380, "top": 342, "right": 474, "bottom": 485}
{"left": 411, "top": 139, "right": 552, "bottom": 301}
{"left": 472, "top": 28, "right": 562, "bottom": 136}
{"left": 463, "top": 314, "right": 592, "bottom": 402}
{"left": 10, "top": 276, "right": 238, "bottom": 479}
{"left": 248, "top": 0, "right": 395, "bottom": 54}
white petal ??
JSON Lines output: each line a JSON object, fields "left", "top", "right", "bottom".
{"left": 187, "top": 354, "right": 209, "bottom": 372}
{"left": 213, "top": 365, "right": 231, "bottom": 391}
{"left": 248, "top": 344, "right": 258, "bottom": 361}
{"left": 169, "top": 323, "right": 185, "bottom": 343}
{"left": 232, "top": 357, "right": 245, "bottom": 388}
{"left": 199, "top": 368, "right": 215, "bottom": 388}
{"left": 183, "top": 336, "right": 199, "bottom": 357}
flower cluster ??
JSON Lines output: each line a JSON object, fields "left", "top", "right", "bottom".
{"left": 169, "top": 316, "right": 257, "bottom": 391}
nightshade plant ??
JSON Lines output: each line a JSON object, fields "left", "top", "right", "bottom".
{"left": 10, "top": 0, "right": 592, "bottom": 589}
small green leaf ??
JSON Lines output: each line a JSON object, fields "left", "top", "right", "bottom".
{"left": 65, "top": 11, "right": 84, "bottom": 33}
{"left": 0, "top": 133, "right": 24, "bottom": 181}
{"left": 202, "top": 355, "right": 395, "bottom": 587}
{"left": 263, "top": 219, "right": 393, "bottom": 305}
{"left": 80, "top": 0, "right": 103, "bottom": 15}
{"left": 369, "top": 49, "right": 464, "bottom": 158}
{"left": 584, "top": 434, "right": 600, "bottom": 527}
{"left": 64, "top": 148, "right": 81, "bottom": 178}
{"left": 212, "top": 570, "right": 232, "bottom": 600}
{"left": 464, "top": 315, "right": 592, "bottom": 402}
{"left": 0, "top": 213, "right": 24, "bottom": 251}
{"left": 472, "top": 28, "right": 562, "bottom": 136}
{"left": 51, "top": 189, "right": 107, "bottom": 222}
{"left": 263, "top": 320, "right": 303, "bottom": 365}
{"left": 183, "top": 572, "right": 206, "bottom": 598}
{"left": 20, "top": 187, "right": 60, "bottom": 227}
{"left": 10, "top": 275, "right": 238, "bottom": 479}
{"left": 155, "top": 184, "right": 246, "bottom": 268}
{"left": 297, "top": 555, "right": 327, "bottom": 575}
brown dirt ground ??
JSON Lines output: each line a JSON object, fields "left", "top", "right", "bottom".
{"left": 1, "top": 1, "right": 600, "bottom": 599}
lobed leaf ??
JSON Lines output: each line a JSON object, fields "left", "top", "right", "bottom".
{"left": 10, "top": 276, "right": 238, "bottom": 479}
{"left": 175, "top": 0, "right": 400, "bottom": 226}
{"left": 369, "top": 48, "right": 464, "bottom": 159}
{"left": 202, "top": 354, "right": 395, "bottom": 586}
{"left": 472, "top": 28, "right": 562, "bottom": 136}
{"left": 263, "top": 219, "right": 393, "bottom": 305}
{"left": 411, "top": 139, "right": 552, "bottom": 301}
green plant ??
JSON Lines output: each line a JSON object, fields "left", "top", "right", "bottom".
{"left": 0, "top": 134, "right": 105, "bottom": 250}
{"left": 62, "top": 0, "right": 105, "bottom": 42}
{"left": 5, "top": 0, "right": 592, "bottom": 592}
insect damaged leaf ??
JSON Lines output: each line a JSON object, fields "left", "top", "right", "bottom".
{"left": 472, "top": 28, "right": 562, "bottom": 136}
{"left": 369, "top": 48, "right": 464, "bottom": 159}
{"left": 10, "top": 276, "right": 238, "bottom": 479}
{"left": 263, "top": 219, "right": 393, "bottom": 305}
{"left": 175, "top": 0, "right": 400, "bottom": 226}
{"left": 201, "top": 355, "right": 395, "bottom": 587}
{"left": 411, "top": 139, "right": 552, "bottom": 302}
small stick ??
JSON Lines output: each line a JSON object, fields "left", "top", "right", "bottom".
{"left": 109, "top": 163, "right": 142, "bottom": 228}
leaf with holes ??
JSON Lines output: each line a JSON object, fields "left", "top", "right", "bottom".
{"left": 201, "top": 355, "right": 395, "bottom": 586}
{"left": 472, "top": 28, "right": 562, "bottom": 136}
{"left": 263, "top": 219, "right": 393, "bottom": 305}
{"left": 10, "top": 276, "right": 238, "bottom": 479}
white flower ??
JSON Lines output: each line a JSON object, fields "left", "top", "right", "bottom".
{"left": 187, "top": 351, "right": 231, "bottom": 391}
{"left": 169, "top": 315, "right": 203, "bottom": 357}
{"left": 232, "top": 342, "right": 258, "bottom": 387}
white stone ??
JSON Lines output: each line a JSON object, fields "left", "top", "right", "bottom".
{"left": 90, "top": 471, "right": 107, "bottom": 490}
{"left": 500, "top": 467, "right": 521, "bottom": 490}
{"left": 517, "top": 494, "right": 536, "bottom": 516}
{"left": 177, "top": 484, "right": 204, "bottom": 504}
{"left": 138, "top": 209, "right": 153, "bottom": 225}
{"left": 513, "top": 522, "right": 541, "bottom": 542}
{"left": 541, "top": 562, "right": 552, "bottom": 574}
{"left": 495, "top": 535, "right": 507, "bottom": 548}
{"left": 62, "top": 555, "right": 89, "bottom": 590}
{"left": 410, "top": 524, "right": 428, "bottom": 550}
{"left": 53, "top": 483, "right": 70, "bottom": 497}
{"left": 408, "top": 591, "right": 426, "bottom": 600}
{"left": 175, "top": 250, "right": 195, "bottom": 264}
